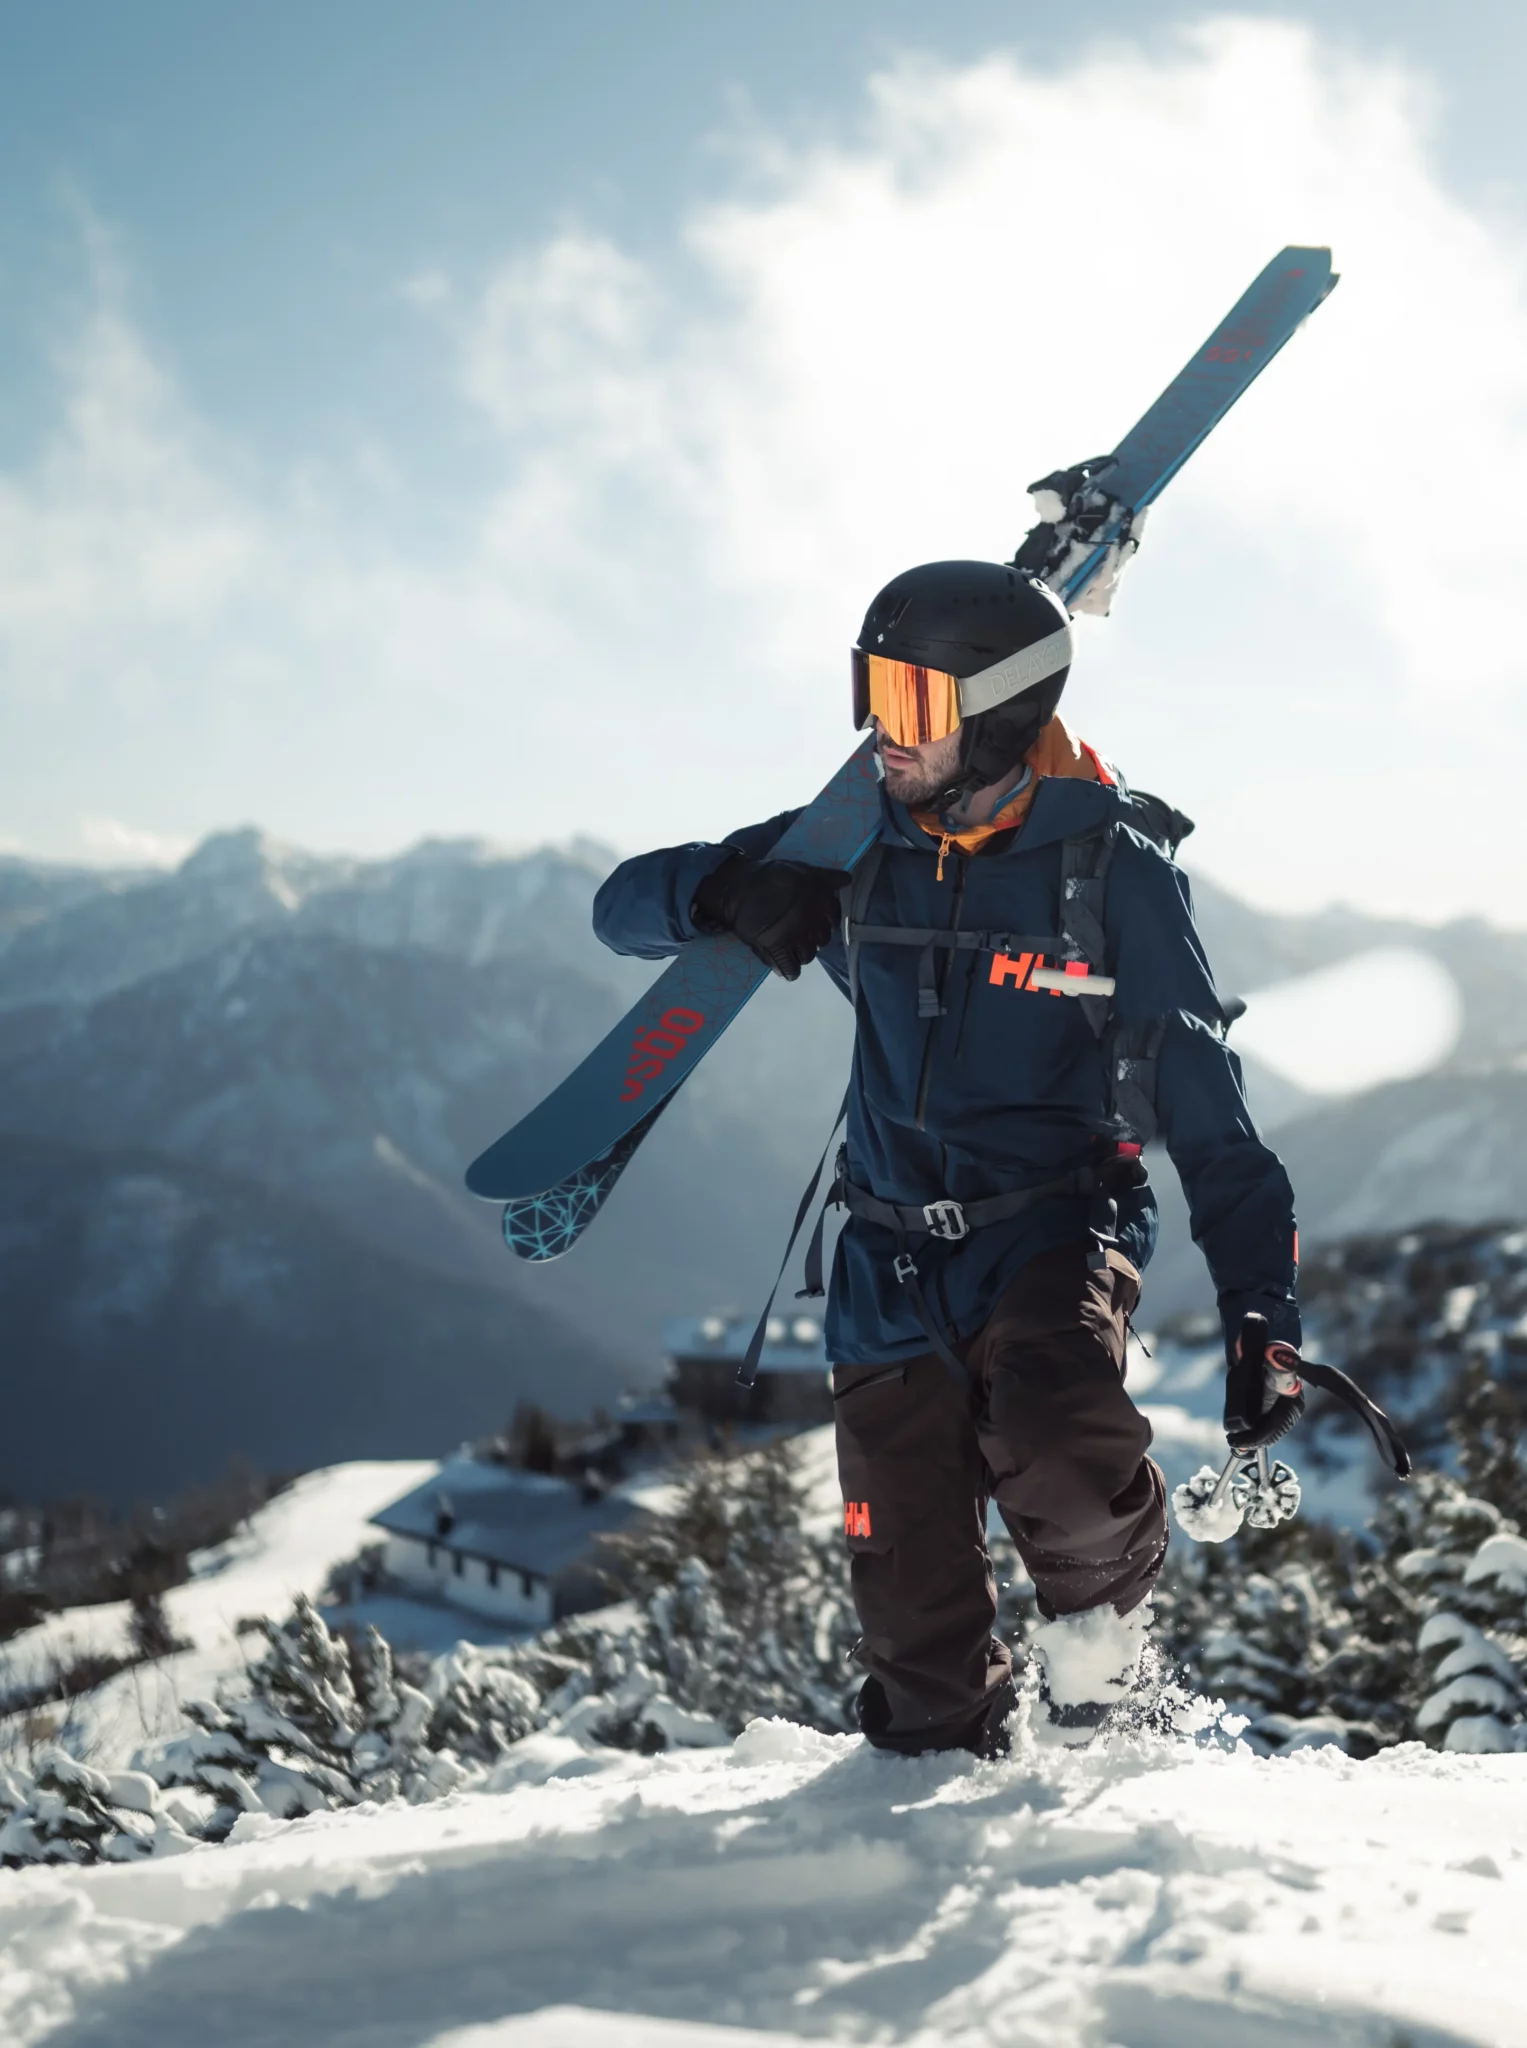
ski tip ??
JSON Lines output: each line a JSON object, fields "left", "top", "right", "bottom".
{"left": 464, "top": 1150, "right": 513, "bottom": 1200}
{"left": 1267, "top": 245, "right": 1339, "bottom": 322}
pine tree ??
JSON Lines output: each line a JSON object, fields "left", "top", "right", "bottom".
{"left": 1154, "top": 1516, "right": 1407, "bottom": 1755}
{"left": 0, "top": 1748, "right": 194, "bottom": 1866}
{"left": 140, "top": 1595, "right": 549, "bottom": 1832}
{"left": 535, "top": 1441, "right": 861, "bottom": 1746}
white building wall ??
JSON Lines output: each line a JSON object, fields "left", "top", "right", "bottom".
{"left": 382, "top": 1534, "right": 552, "bottom": 1628}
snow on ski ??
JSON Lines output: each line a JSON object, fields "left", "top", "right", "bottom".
{"left": 466, "top": 245, "right": 1338, "bottom": 1257}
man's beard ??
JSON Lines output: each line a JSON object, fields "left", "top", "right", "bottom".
{"left": 879, "top": 733, "right": 962, "bottom": 806}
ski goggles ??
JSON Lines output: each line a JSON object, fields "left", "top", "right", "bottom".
{"left": 851, "top": 652, "right": 961, "bottom": 748}
{"left": 852, "top": 624, "right": 1074, "bottom": 749}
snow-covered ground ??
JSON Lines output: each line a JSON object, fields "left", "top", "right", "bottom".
{"left": 3, "top": 1711, "right": 1525, "bottom": 2046}
{"left": 0, "top": 1462, "right": 437, "bottom": 1770}
{"left": 0, "top": 1415, "right": 1459, "bottom": 2044}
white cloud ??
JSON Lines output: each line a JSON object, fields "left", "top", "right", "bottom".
{"left": 0, "top": 219, "right": 261, "bottom": 699}
{"left": 78, "top": 816, "right": 194, "bottom": 867}
{"left": 4, "top": 20, "right": 1527, "bottom": 919}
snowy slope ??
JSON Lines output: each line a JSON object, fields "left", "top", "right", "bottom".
{"left": 0, "top": 1463, "right": 435, "bottom": 1770}
{"left": 3, "top": 1714, "right": 1525, "bottom": 2047}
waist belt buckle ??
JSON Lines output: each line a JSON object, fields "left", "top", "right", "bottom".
{"left": 922, "top": 1198, "right": 968, "bottom": 1242}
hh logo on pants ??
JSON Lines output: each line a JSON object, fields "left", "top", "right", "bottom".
{"left": 844, "top": 1500, "right": 872, "bottom": 1539}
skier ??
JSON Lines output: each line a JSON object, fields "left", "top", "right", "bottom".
{"left": 592, "top": 561, "right": 1306, "bottom": 1751}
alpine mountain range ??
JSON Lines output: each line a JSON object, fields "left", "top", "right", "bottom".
{"left": 4, "top": 825, "right": 1526, "bottom": 1501}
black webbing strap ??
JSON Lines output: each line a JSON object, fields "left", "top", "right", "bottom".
{"left": 1297, "top": 1358, "right": 1413, "bottom": 1479}
{"left": 849, "top": 926, "right": 1063, "bottom": 964}
{"left": 1109, "top": 1018, "right": 1166, "bottom": 1146}
{"left": 848, "top": 928, "right": 1067, "bottom": 1020}
{"left": 794, "top": 1162, "right": 1097, "bottom": 1341}
{"left": 798, "top": 1145, "right": 845, "bottom": 1305}
{"left": 835, "top": 1165, "right": 1102, "bottom": 1385}
{"left": 893, "top": 1254, "right": 970, "bottom": 1384}
{"left": 842, "top": 846, "right": 886, "bottom": 1008}
{"left": 1084, "top": 1145, "right": 1151, "bottom": 1273}
{"left": 738, "top": 1092, "right": 849, "bottom": 1388}
{"left": 849, "top": 927, "right": 1064, "bottom": 951}
{"left": 837, "top": 1168, "right": 1098, "bottom": 1239}
{"left": 1059, "top": 827, "right": 1116, "bottom": 1042}
{"left": 918, "top": 941, "right": 940, "bottom": 1020}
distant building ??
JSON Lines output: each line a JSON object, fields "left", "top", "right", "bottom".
{"left": 370, "top": 1454, "right": 645, "bottom": 1630}
{"left": 662, "top": 1310, "right": 832, "bottom": 1430}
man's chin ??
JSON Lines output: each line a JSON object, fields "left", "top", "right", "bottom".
{"left": 881, "top": 765, "right": 939, "bottom": 804}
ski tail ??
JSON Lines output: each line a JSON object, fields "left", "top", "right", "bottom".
{"left": 1017, "top": 247, "right": 1338, "bottom": 614}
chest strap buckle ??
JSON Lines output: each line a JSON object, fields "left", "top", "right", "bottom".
{"left": 921, "top": 1198, "right": 969, "bottom": 1242}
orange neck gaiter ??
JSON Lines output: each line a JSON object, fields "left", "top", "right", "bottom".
{"left": 910, "top": 714, "right": 1113, "bottom": 878}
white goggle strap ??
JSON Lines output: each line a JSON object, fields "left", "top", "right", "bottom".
{"left": 956, "top": 623, "right": 1074, "bottom": 720}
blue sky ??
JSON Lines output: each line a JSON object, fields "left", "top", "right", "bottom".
{"left": 3, "top": 3, "right": 1526, "bottom": 917}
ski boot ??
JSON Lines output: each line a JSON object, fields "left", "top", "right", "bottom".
{"left": 1028, "top": 1602, "right": 1153, "bottom": 1747}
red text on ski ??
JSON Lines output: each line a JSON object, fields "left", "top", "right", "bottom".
{"left": 619, "top": 1007, "right": 706, "bottom": 1102}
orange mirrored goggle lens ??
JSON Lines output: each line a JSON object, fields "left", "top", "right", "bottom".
{"left": 850, "top": 649, "right": 962, "bottom": 748}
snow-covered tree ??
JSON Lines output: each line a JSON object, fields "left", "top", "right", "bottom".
{"left": 1153, "top": 1523, "right": 1403, "bottom": 1756}
{"left": 1392, "top": 1482, "right": 1527, "bottom": 1753}
{"left": 0, "top": 1748, "right": 195, "bottom": 1866}
{"left": 139, "top": 1596, "right": 544, "bottom": 1835}
{"left": 519, "top": 1442, "right": 861, "bottom": 1747}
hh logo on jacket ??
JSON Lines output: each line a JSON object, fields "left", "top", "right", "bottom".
{"left": 843, "top": 1501, "right": 872, "bottom": 1539}
{"left": 989, "top": 952, "right": 1099, "bottom": 995}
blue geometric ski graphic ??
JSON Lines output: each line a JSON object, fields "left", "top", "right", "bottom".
{"left": 464, "top": 736, "right": 883, "bottom": 1208}
{"left": 468, "top": 245, "right": 1338, "bottom": 1261}
{"left": 496, "top": 1094, "right": 674, "bottom": 1261}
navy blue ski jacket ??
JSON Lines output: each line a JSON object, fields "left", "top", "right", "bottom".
{"left": 593, "top": 769, "right": 1299, "bottom": 1367}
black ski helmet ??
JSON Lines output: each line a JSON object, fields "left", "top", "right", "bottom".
{"left": 856, "top": 561, "right": 1072, "bottom": 807}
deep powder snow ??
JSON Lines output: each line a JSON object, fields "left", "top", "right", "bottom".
{"left": 1, "top": 1712, "right": 1524, "bottom": 2048}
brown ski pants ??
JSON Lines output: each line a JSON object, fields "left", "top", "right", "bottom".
{"left": 832, "top": 1240, "right": 1167, "bottom": 1754}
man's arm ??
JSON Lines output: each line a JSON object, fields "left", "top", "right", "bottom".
{"left": 1110, "top": 834, "right": 1300, "bottom": 1356}
{"left": 592, "top": 812, "right": 854, "bottom": 997}
{"left": 592, "top": 811, "right": 802, "bottom": 960}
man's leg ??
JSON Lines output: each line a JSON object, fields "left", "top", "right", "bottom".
{"left": 973, "top": 1242, "right": 1166, "bottom": 1618}
{"left": 832, "top": 1354, "right": 1012, "bottom": 1755}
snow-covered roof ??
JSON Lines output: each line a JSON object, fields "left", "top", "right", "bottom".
{"left": 664, "top": 1310, "right": 827, "bottom": 1375}
{"left": 369, "top": 1455, "right": 643, "bottom": 1580}
{"left": 616, "top": 1392, "right": 680, "bottom": 1425}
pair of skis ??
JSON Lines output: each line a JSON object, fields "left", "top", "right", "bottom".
{"left": 466, "top": 248, "right": 1339, "bottom": 1263}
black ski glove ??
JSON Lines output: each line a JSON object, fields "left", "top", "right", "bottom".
{"left": 691, "top": 852, "right": 851, "bottom": 982}
{"left": 1223, "top": 1310, "right": 1307, "bottom": 1452}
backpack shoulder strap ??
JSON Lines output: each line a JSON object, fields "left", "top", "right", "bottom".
{"left": 1060, "top": 816, "right": 1165, "bottom": 1142}
{"left": 1059, "top": 823, "right": 1116, "bottom": 1041}
{"left": 842, "top": 843, "right": 887, "bottom": 1008}
{"left": 1108, "top": 1017, "right": 1166, "bottom": 1145}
